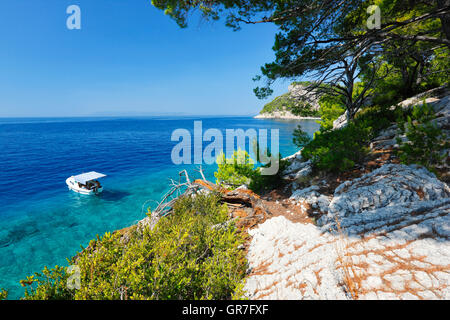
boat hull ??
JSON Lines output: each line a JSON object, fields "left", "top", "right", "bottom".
{"left": 66, "top": 177, "right": 103, "bottom": 195}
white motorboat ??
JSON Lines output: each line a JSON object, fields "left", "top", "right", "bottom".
{"left": 66, "top": 171, "right": 106, "bottom": 195}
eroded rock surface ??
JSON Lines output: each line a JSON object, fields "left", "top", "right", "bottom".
{"left": 290, "top": 185, "right": 331, "bottom": 213}
{"left": 244, "top": 164, "right": 450, "bottom": 300}
{"left": 322, "top": 164, "right": 450, "bottom": 222}
{"left": 333, "top": 111, "right": 349, "bottom": 130}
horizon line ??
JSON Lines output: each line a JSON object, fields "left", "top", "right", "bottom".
{"left": 0, "top": 113, "right": 259, "bottom": 119}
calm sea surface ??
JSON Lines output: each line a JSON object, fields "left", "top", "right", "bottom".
{"left": 0, "top": 116, "right": 320, "bottom": 298}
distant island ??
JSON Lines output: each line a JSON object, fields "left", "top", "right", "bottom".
{"left": 255, "top": 82, "right": 322, "bottom": 120}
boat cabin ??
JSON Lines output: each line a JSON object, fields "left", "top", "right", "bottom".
{"left": 66, "top": 171, "right": 107, "bottom": 195}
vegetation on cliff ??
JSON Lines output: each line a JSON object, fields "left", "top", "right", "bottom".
{"left": 215, "top": 149, "right": 288, "bottom": 193}
{"left": 20, "top": 193, "right": 246, "bottom": 300}
{"left": 300, "top": 106, "right": 394, "bottom": 172}
{"left": 294, "top": 95, "right": 448, "bottom": 175}
{"left": 396, "top": 102, "right": 449, "bottom": 173}
{"left": 259, "top": 83, "right": 321, "bottom": 117}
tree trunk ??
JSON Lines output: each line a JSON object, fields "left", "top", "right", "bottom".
{"left": 344, "top": 61, "right": 356, "bottom": 119}
{"left": 437, "top": 0, "right": 450, "bottom": 46}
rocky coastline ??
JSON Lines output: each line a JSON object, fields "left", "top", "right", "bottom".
{"left": 78, "top": 89, "right": 450, "bottom": 300}
{"left": 242, "top": 90, "right": 450, "bottom": 300}
{"left": 254, "top": 111, "right": 321, "bottom": 120}
{"left": 117, "top": 89, "right": 449, "bottom": 301}
{"left": 255, "top": 83, "right": 322, "bottom": 120}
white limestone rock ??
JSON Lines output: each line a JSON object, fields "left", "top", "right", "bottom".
{"left": 333, "top": 110, "right": 348, "bottom": 130}
{"left": 254, "top": 110, "right": 321, "bottom": 120}
{"left": 287, "top": 83, "right": 321, "bottom": 111}
{"left": 245, "top": 163, "right": 450, "bottom": 300}
{"left": 322, "top": 164, "right": 450, "bottom": 223}
{"left": 294, "top": 164, "right": 313, "bottom": 181}
{"left": 290, "top": 185, "right": 331, "bottom": 213}
{"left": 283, "top": 149, "right": 302, "bottom": 162}
{"left": 243, "top": 216, "right": 346, "bottom": 300}
{"left": 283, "top": 156, "right": 313, "bottom": 181}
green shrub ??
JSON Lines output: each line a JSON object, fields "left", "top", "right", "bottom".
{"left": 302, "top": 123, "right": 371, "bottom": 172}
{"left": 20, "top": 265, "right": 72, "bottom": 300}
{"left": 214, "top": 148, "right": 288, "bottom": 193}
{"left": 249, "top": 153, "right": 289, "bottom": 193}
{"left": 292, "top": 125, "right": 312, "bottom": 149}
{"left": 354, "top": 105, "right": 395, "bottom": 132}
{"left": 301, "top": 106, "right": 394, "bottom": 173}
{"left": 214, "top": 150, "right": 255, "bottom": 187}
{"left": 21, "top": 193, "right": 247, "bottom": 300}
{"left": 0, "top": 289, "right": 8, "bottom": 300}
{"left": 317, "top": 94, "right": 345, "bottom": 131}
{"left": 396, "top": 102, "right": 449, "bottom": 172}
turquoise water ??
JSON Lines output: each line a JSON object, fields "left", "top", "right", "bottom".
{"left": 0, "top": 116, "right": 320, "bottom": 299}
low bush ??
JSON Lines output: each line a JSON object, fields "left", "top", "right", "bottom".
{"left": 293, "top": 125, "right": 312, "bottom": 149}
{"left": 301, "top": 123, "right": 371, "bottom": 172}
{"left": 301, "top": 106, "right": 394, "bottom": 173}
{"left": 396, "top": 102, "right": 449, "bottom": 172}
{"left": 0, "top": 289, "right": 8, "bottom": 300}
{"left": 250, "top": 153, "right": 289, "bottom": 193}
{"left": 214, "top": 149, "right": 288, "bottom": 193}
{"left": 21, "top": 193, "right": 247, "bottom": 300}
{"left": 214, "top": 150, "right": 255, "bottom": 187}
{"left": 317, "top": 94, "right": 345, "bottom": 131}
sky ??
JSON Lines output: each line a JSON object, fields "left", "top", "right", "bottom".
{"left": 0, "top": 0, "right": 289, "bottom": 117}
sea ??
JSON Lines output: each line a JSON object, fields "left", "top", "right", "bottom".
{"left": 0, "top": 116, "right": 320, "bottom": 299}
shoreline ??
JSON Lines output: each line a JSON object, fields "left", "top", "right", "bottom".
{"left": 1, "top": 116, "right": 312, "bottom": 300}
{"left": 254, "top": 113, "right": 321, "bottom": 120}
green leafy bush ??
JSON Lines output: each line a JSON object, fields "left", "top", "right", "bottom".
{"left": 20, "top": 265, "right": 73, "bottom": 300}
{"left": 0, "top": 289, "right": 8, "bottom": 300}
{"left": 396, "top": 102, "right": 449, "bottom": 172}
{"left": 353, "top": 105, "right": 394, "bottom": 134}
{"left": 215, "top": 150, "right": 255, "bottom": 187}
{"left": 214, "top": 149, "right": 288, "bottom": 193}
{"left": 317, "top": 94, "right": 345, "bottom": 131}
{"left": 249, "top": 153, "right": 289, "bottom": 193}
{"left": 21, "top": 193, "right": 247, "bottom": 300}
{"left": 292, "top": 125, "right": 312, "bottom": 149}
{"left": 301, "top": 106, "right": 394, "bottom": 173}
{"left": 301, "top": 123, "right": 371, "bottom": 172}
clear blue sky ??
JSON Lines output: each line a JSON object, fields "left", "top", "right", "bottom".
{"left": 0, "top": 0, "right": 289, "bottom": 117}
